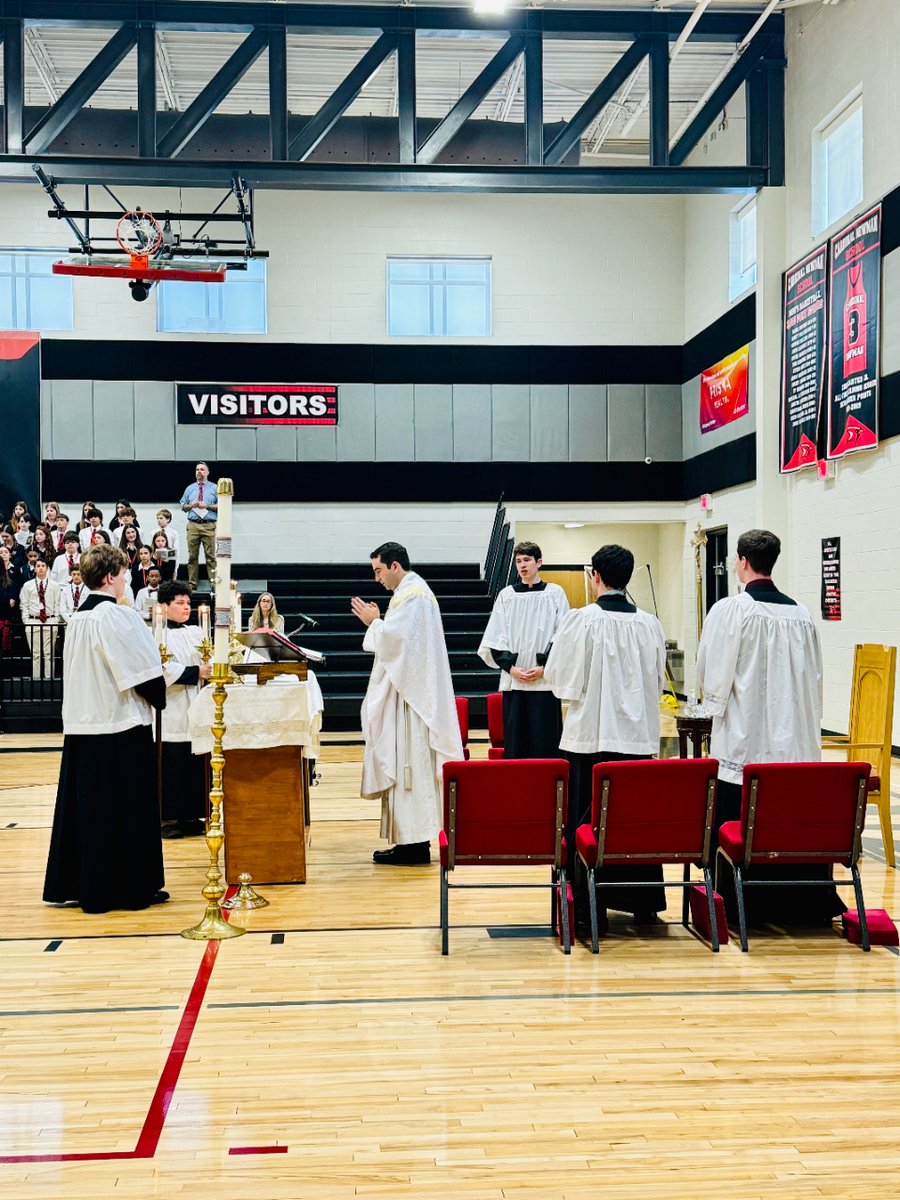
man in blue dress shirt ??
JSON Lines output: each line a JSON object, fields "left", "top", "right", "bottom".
{"left": 179, "top": 462, "right": 218, "bottom": 591}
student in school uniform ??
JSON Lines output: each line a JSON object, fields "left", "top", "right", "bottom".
{"left": 52, "top": 532, "right": 82, "bottom": 585}
{"left": 19, "top": 557, "right": 62, "bottom": 679}
{"left": 0, "top": 544, "right": 21, "bottom": 650}
{"left": 52, "top": 513, "right": 72, "bottom": 554}
{"left": 155, "top": 509, "right": 180, "bottom": 571}
{"left": 117, "top": 524, "right": 143, "bottom": 568}
{"left": 59, "top": 563, "right": 86, "bottom": 623}
{"left": 135, "top": 568, "right": 163, "bottom": 621}
{"left": 32, "top": 523, "right": 57, "bottom": 567}
{"left": 150, "top": 532, "right": 177, "bottom": 582}
{"left": 14, "top": 514, "right": 32, "bottom": 547}
{"left": 79, "top": 508, "right": 110, "bottom": 550}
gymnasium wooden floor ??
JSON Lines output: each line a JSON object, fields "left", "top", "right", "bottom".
{"left": 1, "top": 730, "right": 899, "bottom": 1200}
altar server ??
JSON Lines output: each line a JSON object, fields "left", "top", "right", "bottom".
{"left": 697, "top": 528, "right": 837, "bottom": 924}
{"left": 43, "top": 543, "right": 168, "bottom": 914}
{"left": 544, "top": 544, "right": 667, "bottom": 920}
{"left": 478, "top": 541, "right": 569, "bottom": 758}
{"left": 158, "top": 580, "right": 211, "bottom": 838}
{"left": 352, "top": 542, "right": 463, "bottom": 866}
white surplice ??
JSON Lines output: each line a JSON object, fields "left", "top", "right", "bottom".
{"left": 160, "top": 623, "right": 204, "bottom": 742}
{"left": 477, "top": 582, "right": 569, "bottom": 691}
{"left": 697, "top": 590, "right": 822, "bottom": 785}
{"left": 544, "top": 601, "right": 667, "bottom": 755}
{"left": 360, "top": 571, "right": 463, "bottom": 845}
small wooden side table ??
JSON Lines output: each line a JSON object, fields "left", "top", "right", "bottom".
{"left": 676, "top": 713, "right": 713, "bottom": 758}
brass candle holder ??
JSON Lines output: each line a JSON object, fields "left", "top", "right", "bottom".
{"left": 222, "top": 872, "right": 269, "bottom": 910}
{"left": 181, "top": 659, "right": 245, "bottom": 940}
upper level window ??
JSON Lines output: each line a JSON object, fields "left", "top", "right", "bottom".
{"left": 0, "top": 251, "right": 73, "bottom": 331}
{"left": 387, "top": 257, "right": 491, "bottom": 337}
{"left": 728, "top": 198, "right": 757, "bottom": 302}
{"left": 157, "top": 257, "right": 266, "bottom": 334}
{"left": 812, "top": 91, "right": 863, "bottom": 235}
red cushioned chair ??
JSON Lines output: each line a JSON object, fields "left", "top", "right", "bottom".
{"left": 455, "top": 696, "right": 471, "bottom": 760}
{"left": 486, "top": 692, "right": 504, "bottom": 759}
{"left": 716, "top": 761, "right": 871, "bottom": 952}
{"left": 439, "top": 759, "right": 570, "bottom": 954}
{"left": 576, "top": 759, "right": 720, "bottom": 954}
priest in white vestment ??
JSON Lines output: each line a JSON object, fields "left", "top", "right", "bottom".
{"left": 544, "top": 544, "right": 668, "bottom": 922}
{"left": 478, "top": 540, "right": 569, "bottom": 758}
{"left": 697, "top": 528, "right": 840, "bottom": 925}
{"left": 352, "top": 542, "right": 463, "bottom": 866}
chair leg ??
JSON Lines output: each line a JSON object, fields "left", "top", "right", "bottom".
{"left": 559, "top": 869, "right": 571, "bottom": 955}
{"left": 588, "top": 866, "right": 599, "bottom": 955}
{"left": 550, "top": 866, "right": 558, "bottom": 929}
{"left": 440, "top": 867, "right": 449, "bottom": 955}
{"left": 877, "top": 792, "right": 896, "bottom": 869}
{"left": 681, "top": 863, "right": 690, "bottom": 927}
{"left": 703, "top": 865, "right": 720, "bottom": 952}
{"left": 851, "top": 865, "right": 870, "bottom": 951}
{"left": 734, "top": 864, "right": 749, "bottom": 952}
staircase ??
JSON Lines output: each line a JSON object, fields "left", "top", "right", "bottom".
{"left": 231, "top": 562, "right": 499, "bottom": 731}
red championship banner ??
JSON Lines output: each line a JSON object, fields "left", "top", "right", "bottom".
{"left": 780, "top": 245, "right": 827, "bottom": 473}
{"left": 827, "top": 204, "right": 881, "bottom": 460}
{"left": 699, "top": 345, "right": 749, "bottom": 434}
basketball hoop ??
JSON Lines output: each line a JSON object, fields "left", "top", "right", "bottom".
{"left": 116, "top": 210, "right": 163, "bottom": 271}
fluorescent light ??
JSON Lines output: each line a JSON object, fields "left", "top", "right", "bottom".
{"left": 473, "top": 0, "right": 509, "bottom": 13}
{"left": 564, "top": 522, "right": 586, "bottom": 529}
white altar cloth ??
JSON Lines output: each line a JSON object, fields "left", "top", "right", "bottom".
{"left": 189, "top": 674, "right": 323, "bottom": 756}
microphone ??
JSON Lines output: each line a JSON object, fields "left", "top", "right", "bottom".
{"left": 287, "top": 612, "right": 320, "bottom": 634}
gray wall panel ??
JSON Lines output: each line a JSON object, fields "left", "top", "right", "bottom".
{"left": 257, "top": 424, "right": 298, "bottom": 462}
{"left": 134, "top": 382, "right": 176, "bottom": 460}
{"left": 492, "top": 385, "right": 530, "bottom": 460}
{"left": 374, "top": 384, "right": 414, "bottom": 461}
{"left": 216, "top": 427, "right": 258, "bottom": 461}
{"left": 452, "top": 385, "right": 492, "bottom": 461}
{"left": 93, "top": 380, "right": 135, "bottom": 460}
{"left": 645, "top": 384, "right": 683, "bottom": 462}
{"left": 530, "top": 385, "right": 568, "bottom": 462}
{"left": 607, "top": 384, "right": 646, "bottom": 460}
{"left": 297, "top": 424, "right": 337, "bottom": 462}
{"left": 41, "top": 381, "right": 53, "bottom": 459}
{"left": 414, "top": 384, "right": 453, "bottom": 461}
{"left": 568, "top": 385, "right": 608, "bottom": 462}
{"left": 175, "top": 424, "right": 217, "bottom": 462}
{"left": 50, "top": 379, "right": 94, "bottom": 460}
{"left": 335, "top": 383, "right": 375, "bottom": 460}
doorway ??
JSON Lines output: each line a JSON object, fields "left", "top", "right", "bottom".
{"left": 705, "top": 526, "right": 729, "bottom": 613}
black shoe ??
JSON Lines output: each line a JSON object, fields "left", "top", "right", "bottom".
{"left": 178, "top": 819, "right": 206, "bottom": 837}
{"left": 123, "top": 890, "right": 170, "bottom": 911}
{"left": 373, "top": 842, "right": 431, "bottom": 866}
{"left": 161, "top": 824, "right": 183, "bottom": 839}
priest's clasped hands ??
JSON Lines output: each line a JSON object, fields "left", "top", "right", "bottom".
{"left": 351, "top": 596, "right": 381, "bottom": 626}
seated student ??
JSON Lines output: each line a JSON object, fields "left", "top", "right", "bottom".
{"left": 79, "top": 508, "right": 110, "bottom": 550}
{"left": 14, "top": 514, "right": 32, "bottom": 547}
{"left": 155, "top": 509, "right": 179, "bottom": 571}
{"left": 59, "top": 562, "right": 86, "bottom": 623}
{"left": 249, "top": 591, "right": 285, "bottom": 634}
{"left": 150, "top": 531, "right": 177, "bottom": 582}
{"left": 131, "top": 543, "right": 154, "bottom": 595}
{"left": 109, "top": 499, "right": 140, "bottom": 533}
{"left": 135, "top": 567, "right": 162, "bottom": 621}
{"left": 42, "top": 542, "right": 167, "bottom": 914}
{"left": 118, "top": 524, "right": 143, "bottom": 567}
{"left": 19, "top": 557, "right": 62, "bottom": 679}
{"left": 51, "top": 532, "right": 81, "bottom": 584}
{"left": 32, "top": 522, "right": 57, "bottom": 565}
{"left": 157, "top": 580, "right": 211, "bottom": 837}
{"left": 52, "top": 513, "right": 71, "bottom": 554}
{"left": 0, "top": 544, "right": 20, "bottom": 650}
{"left": 43, "top": 501, "right": 62, "bottom": 530}
{"left": 77, "top": 500, "right": 98, "bottom": 531}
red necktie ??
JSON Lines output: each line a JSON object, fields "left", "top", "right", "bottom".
{"left": 68, "top": 555, "right": 74, "bottom": 569}
{"left": 38, "top": 581, "right": 47, "bottom": 623}
{"left": 57, "top": 536, "right": 64, "bottom": 552}
{"left": 91, "top": 531, "right": 98, "bottom": 545}
{"left": 73, "top": 586, "right": 80, "bottom": 607}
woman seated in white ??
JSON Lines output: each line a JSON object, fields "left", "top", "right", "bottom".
{"left": 249, "top": 591, "right": 285, "bottom": 634}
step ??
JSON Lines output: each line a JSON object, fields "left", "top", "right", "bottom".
{"left": 316, "top": 669, "right": 496, "bottom": 695}
{"left": 245, "top": 563, "right": 483, "bottom": 582}
{"left": 230, "top": 578, "right": 490, "bottom": 598}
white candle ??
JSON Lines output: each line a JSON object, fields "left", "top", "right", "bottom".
{"left": 198, "top": 604, "right": 210, "bottom": 637}
{"left": 213, "top": 479, "right": 233, "bottom": 663}
{"left": 153, "top": 603, "right": 165, "bottom": 646}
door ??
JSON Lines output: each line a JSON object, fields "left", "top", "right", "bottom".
{"left": 705, "top": 527, "right": 728, "bottom": 613}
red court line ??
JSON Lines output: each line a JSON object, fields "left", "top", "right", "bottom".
{"left": 229, "top": 1146, "right": 288, "bottom": 1155}
{"left": 0, "top": 903, "right": 231, "bottom": 1165}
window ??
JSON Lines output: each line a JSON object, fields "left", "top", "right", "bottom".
{"left": 0, "top": 251, "right": 73, "bottom": 331}
{"left": 728, "top": 198, "right": 757, "bottom": 302}
{"left": 157, "top": 257, "right": 266, "bottom": 334}
{"left": 387, "top": 257, "right": 491, "bottom": 337}
{"left": 812, "top": 91, "right": 863, "bottom": 234}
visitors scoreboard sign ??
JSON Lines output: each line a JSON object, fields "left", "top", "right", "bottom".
{"left": 827, "top": 205, "right": 881, "bottom": 460}
{"left": 780, "top": 245, "right": 827, "bottom": 473}
{"left": 699, "top": 345, "right": 750, "bottom": 433}
{"left": 177, "top": 384, "right": 338, "bottom": 425}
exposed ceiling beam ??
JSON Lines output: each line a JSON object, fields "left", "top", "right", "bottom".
{"left": 24, "top": 28, "right": 62, "bottom": 105}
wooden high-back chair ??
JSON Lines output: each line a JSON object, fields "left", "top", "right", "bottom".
{"left": 822, "top": 644, "right": 896, "bottom": 868}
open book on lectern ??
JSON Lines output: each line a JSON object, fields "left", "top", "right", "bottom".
{"left": 234, "top": 630, "right": 326, "bottom": 665}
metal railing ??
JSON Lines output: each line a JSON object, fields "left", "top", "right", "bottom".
{"left": 0, "top": 622, "right": 64, "bottom": 730}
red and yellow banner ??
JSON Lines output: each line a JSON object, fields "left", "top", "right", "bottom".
{"left": 699, "top": 345, "right": 749, "bottom": 434}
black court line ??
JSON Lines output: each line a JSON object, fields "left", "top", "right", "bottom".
{"left": 0, "top": 746, "right": 62, "bottom": 754}
{"left": 487, "top": 925, "right": 554, "bottom": 939}
{"left": 271, "top": 933, "right": 285, "bottom": 944}
{"left": 43, "top": 939, "right": 62, "bottom": 952}
{"left": 5, "top": 823, "right": 17, "bottom": 828}
{"left": 0, "top": 1004, "right": 181, "bottom": 1018}
{"left": 208, "top": 985, "right": 900, "bottom": 1012}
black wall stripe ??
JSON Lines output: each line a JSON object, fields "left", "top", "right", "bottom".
{"left": 43, "top": 445, "right": 755, "bottom": 504}
{"left": 881, "top": 369, "right": 900, "bottom": 441}
{"left": 681, "top": 294, "right": 756, "bottom": 383}
{"left": 881, "top": 181, "right": 900, "bottom": 257}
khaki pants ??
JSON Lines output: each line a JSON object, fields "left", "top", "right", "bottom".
{"left": 25, "top": 621, "right": 59, "bottom": 680}
{"left": 185, "top": 522, "right": 217, "bottom": 590}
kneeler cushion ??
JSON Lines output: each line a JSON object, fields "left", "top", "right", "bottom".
{"left": 841, "top": 909, "right": 899, "bottom": 945}
{"left": 556, "top": 880, "right": 574, "bottom": 947}
{"left": 689, "top": 885, "right": 729, "bottom": 944}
